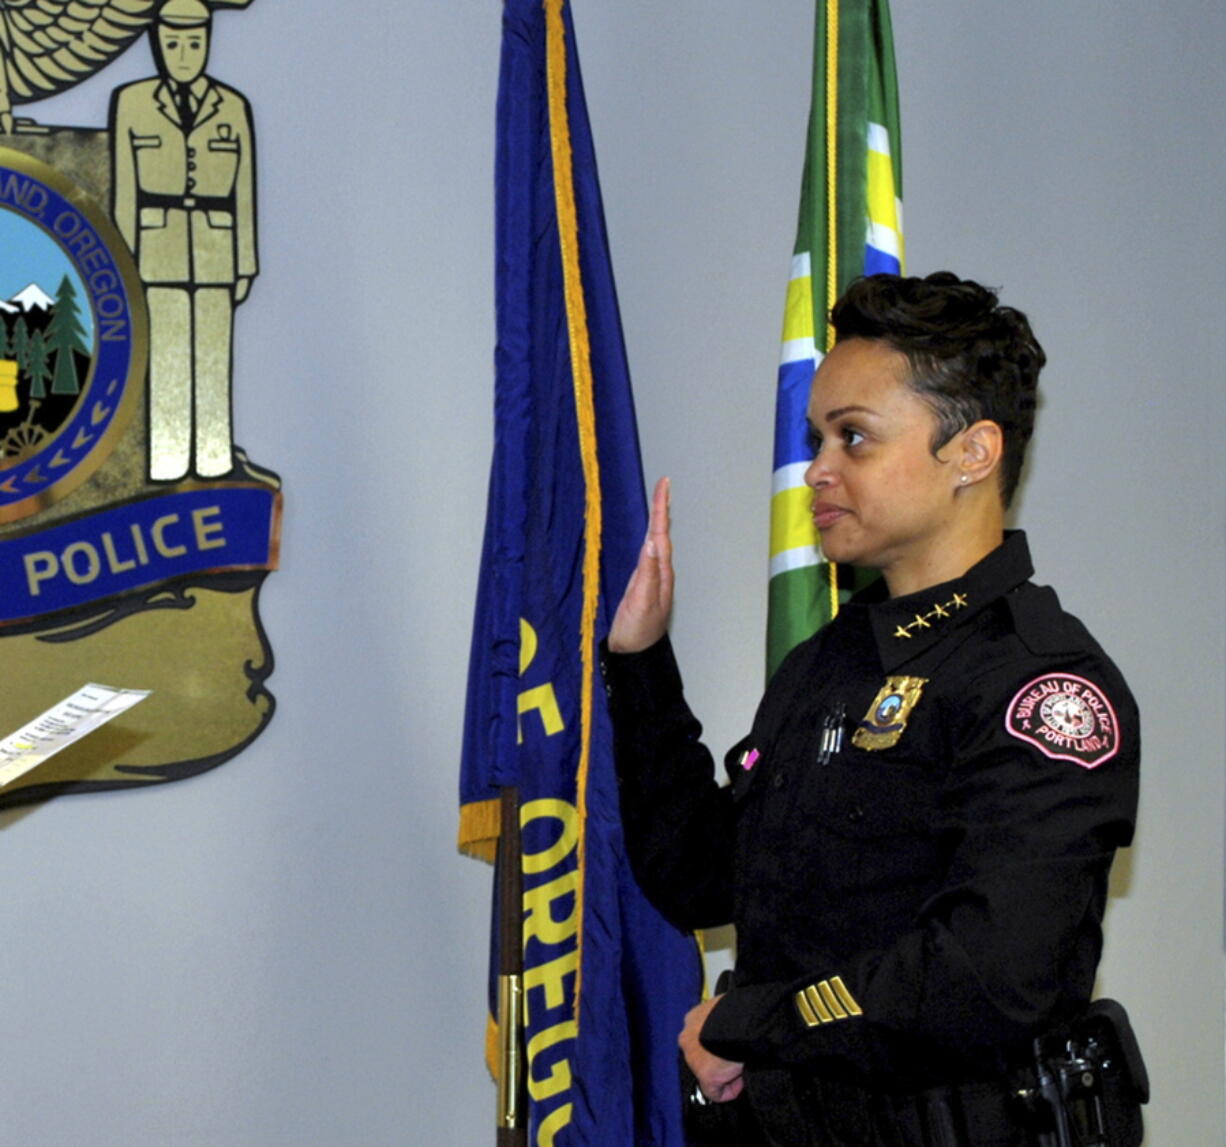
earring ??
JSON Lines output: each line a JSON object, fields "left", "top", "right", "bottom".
{"left": 959, "top": 473, "right": 969, "bottom": 485}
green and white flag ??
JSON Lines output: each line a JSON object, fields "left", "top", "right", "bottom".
{"left": 767, "top": 0, "right": 904, "bottom": 679}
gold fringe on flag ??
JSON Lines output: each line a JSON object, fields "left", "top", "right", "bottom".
{"left": 544, "top": 0, "right": 603, "bottom": 1026}
{"left": 825, "top": 0, "right": 841, "bottom": 623}
{"left": 458, "top": 798, "right": 502, "bottom": 863}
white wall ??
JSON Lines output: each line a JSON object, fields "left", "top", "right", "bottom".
{"left": 3, "top": 2, "right": 1221, "bottom": 1143}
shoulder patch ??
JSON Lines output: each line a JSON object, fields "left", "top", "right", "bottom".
{"left": 1005, "top": 673, "right": 1120, "bottom": 768}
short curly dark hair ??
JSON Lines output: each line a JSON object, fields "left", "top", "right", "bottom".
{"left": 829, "top": 271, "right": 1045, "bottom": 507}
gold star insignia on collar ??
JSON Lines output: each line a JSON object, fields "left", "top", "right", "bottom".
{"left": 890, "top": 593, "right": 971, "bottom": 639}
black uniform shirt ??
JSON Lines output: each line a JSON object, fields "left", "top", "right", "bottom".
{"left": 604, "top": 531, "right": 1139, "bottom": 1090}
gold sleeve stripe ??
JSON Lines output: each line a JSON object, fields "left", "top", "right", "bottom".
{"left": 793, "top": 977, "right": 864, "bottom": 1029}
{"left": 795, "top": 989, "right": 820, "bottom": 1028}
{"left": 804, "top": 984, "right": 834, "bottom": 1023}
{"left": 829, "top": 975, "right": 863, "bottom": 1016}
{"left": 817, "top": 979, "right": 847, "bottom": 1019}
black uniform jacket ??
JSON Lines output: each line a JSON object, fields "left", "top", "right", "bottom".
{"left": 604, "top": 532, "right": 1139, "bottom": 1092}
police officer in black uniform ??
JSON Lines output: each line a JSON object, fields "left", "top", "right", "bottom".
{"left": 603, "top": 273, "right": 1140, "bottom": 1146}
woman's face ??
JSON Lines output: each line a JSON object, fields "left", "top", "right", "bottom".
{"left": 804, "top": 337, "right": 969, "bottom": 595}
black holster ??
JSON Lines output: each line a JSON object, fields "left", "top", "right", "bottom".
{"left": 1012, "top": 999, "right": 1149, "bottom": 1147}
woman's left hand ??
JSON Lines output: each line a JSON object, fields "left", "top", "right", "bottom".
{"left": 608, "top": 476, "right": 674, "bottom": 653}
{"left": 679, "top": 995, "right": 745, "bottom": 1102}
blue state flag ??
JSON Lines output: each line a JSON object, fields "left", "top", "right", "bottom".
{"left": 459, "top": 2, "right": 700, "bottom": 1143}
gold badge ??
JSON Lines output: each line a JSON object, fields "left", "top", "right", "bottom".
{"left": 852, "top": 676, "right": 928, "bottom": 750}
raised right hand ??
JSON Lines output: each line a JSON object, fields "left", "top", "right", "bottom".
{"left": 608, "top": 476, "right": 674, "bottom": 653}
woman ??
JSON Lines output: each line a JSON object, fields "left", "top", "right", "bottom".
{"left": 602, "top": 273, "right": 1140, "bottom": 1146}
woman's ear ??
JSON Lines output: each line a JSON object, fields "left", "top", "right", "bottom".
{"left": 957, "top": 420, "right": 1003, "bottom": 489}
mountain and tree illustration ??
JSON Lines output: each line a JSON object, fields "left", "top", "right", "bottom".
{"left": 0, "top": 274, "right": 92, "bottom": 458}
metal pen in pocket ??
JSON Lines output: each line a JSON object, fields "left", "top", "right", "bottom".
{"left": 816, "top": 701, "right": 846, "bottom": 766}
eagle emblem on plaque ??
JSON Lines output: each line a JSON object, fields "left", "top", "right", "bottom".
{"left": 0, "top": 0, "right": 280, "bottom": 806}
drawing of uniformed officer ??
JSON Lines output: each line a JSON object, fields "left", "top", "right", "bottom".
{"left": 111, "top": 0, "right": 256, "bottom": 481}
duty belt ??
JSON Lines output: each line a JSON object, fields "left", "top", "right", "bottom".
{"left": 746, "top": 1070, "right": 1021, "bottom": 1147}
{"left": 137, "top": 192, "right": 235, "bottom": 212}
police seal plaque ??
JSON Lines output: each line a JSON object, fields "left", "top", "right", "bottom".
{"left": 0, "top": 0, "right": 279, "bottom": 810}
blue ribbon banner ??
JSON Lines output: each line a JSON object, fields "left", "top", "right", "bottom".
{"left": 0, "top": 485, "right": 279, "bottom": 623}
